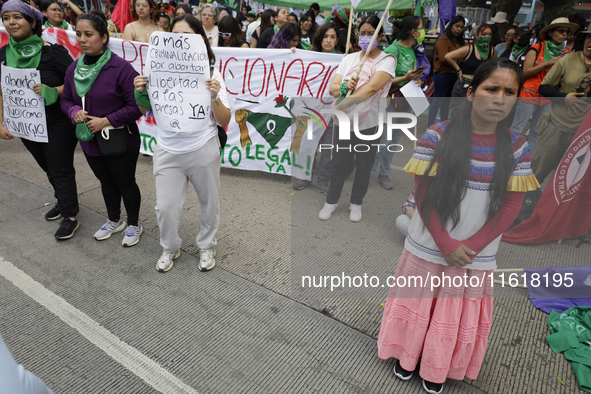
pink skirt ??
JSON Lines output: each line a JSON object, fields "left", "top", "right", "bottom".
{"left": 377, "top": 249, "right": 494, "bottom": 384}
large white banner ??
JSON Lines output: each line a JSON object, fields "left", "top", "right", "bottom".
{"left": 0, "top": 27, "right": 343, "bottom": 177}
{"left": 1, "top": 65, "right": 47, "bottom": 143}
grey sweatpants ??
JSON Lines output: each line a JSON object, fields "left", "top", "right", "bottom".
{"left": 153, "top": 136, "right": 221, "bottom": 252}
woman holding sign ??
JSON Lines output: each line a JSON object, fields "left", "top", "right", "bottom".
{"left": 61, "top": 12, "right": 144, "bottom": 247}
{"left": 134, "top": 14, "right": 230, "bottom": 273}
{"left": 0, "top": 0, "right": 80, "bottom": 240}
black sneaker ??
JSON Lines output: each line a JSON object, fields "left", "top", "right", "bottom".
{"left": 393, "top": 361, "right": 414, "bottom": 380}
{"left": 55, "top": 218, "right": 80, "bottom": 240}
{"left": 316, "top": 181, "right": 329, "bottom": 195}
{"left": 45, "top": 205, "right": 62, "bottom": 221}
{"left": 422, "top": 379, "right": 444, "bottom": 394}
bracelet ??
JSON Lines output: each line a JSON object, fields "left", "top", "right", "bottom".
{"left": 211, "top": 98, "right": 219, "bottom": 105}
{"left": 456, "top": 69, "right": 462, "bottom": 74}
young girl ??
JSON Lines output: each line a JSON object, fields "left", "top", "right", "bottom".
{"left": 134, "top": 14, "right": 231, "bottom": 272}
{"left": 377, "top": 58, "right": 539, "bottom": 394}
{"left": 121, "top": 0, "right": 163, "bottom": 43}
{"left": 218, "top": 15, "right": 249, "bottom": 48}
{"left": 310, "top": 22, "right": 340, "bottom": 53}
{"left": 268, "top": 22, "right": 300, "bottom": 52}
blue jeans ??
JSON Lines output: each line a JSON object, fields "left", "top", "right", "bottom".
{"left": 510, "top": 101, "right": 550, "bottom": 151}
{"left": 370, "top": 128, "right": 404, "bottom": 177}
{"left": 0, "top": 333, "right": 54, "bottom": 394}
{"left": 428, "top": 72, "right": 457, "bottom": 127}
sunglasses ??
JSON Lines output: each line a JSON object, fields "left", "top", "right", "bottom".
{"left": 201, "top": 13, "right": 214, "bottom": 18}
{"left": 219, "top": 32, "right": 231, "bottom": 37}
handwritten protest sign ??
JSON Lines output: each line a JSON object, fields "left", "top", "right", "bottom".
{"left": 145, "top": 32, "right": 210, "bottom": 132}
{"left": 1, "top": 65, "right": 47, "bottom": 143}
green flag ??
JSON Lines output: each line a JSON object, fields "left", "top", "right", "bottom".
{"left": 414, "top": 0, "right": 422, "bottom": 16}
{"left": 246, "top": 111, "right": 293, "bottom": 148}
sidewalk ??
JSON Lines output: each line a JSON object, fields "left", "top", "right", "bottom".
{"left": 0, "top": 130, "right": 587, "bottom": 393}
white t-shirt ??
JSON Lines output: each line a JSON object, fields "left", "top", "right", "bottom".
{"left": 157, "top": 68, "right": 230, "bottom": 154}
{"left": 205, "top": 25, "right": 219, "bottom": 47}
{"left": 246, "top": 20, "right": 260, "bottom": 44}
{"left": 335, "top": 52, "right": 396, "bottom": 129}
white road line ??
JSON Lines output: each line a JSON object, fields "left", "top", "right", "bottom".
{"left": 0, "top": 256, "right": 198, "bottom": 394}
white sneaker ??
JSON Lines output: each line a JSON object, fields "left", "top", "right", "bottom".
{"left": 156, "top": 250, "right": 180, "bottom": 272}
{"left": 319, "top": 203, "right": 337, "bottom": 220}
{"left": 122, "top": 225, "right": 143, "bottom": 247}
{"left": 93, "top": 220, "right": 126, "bottom": 240}
{"left": 199, "top": 248, "right": 216, "bottom": 271}
{"left": 349, "top": 204, "right": 362, "bottom": 222}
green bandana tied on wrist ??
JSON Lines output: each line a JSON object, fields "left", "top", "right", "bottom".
{"left": 134, "top": 87, "right": 152, "bottom": 110}
{"left": 544, "top": 40, "right": 562, "bottom": 62}
{"left": 41, "top": 85, "right": 58, "bottom": 105}
{"left": 44, "top": 19, "right": 69, "bottom": 30}
{"left": 73, "top": 48, "right": 112, "bottom": 98}
{"left": 6, "top": 35, "right": 44, "bottom": 69}
{"left": 474, "top": 37, "right": 491, "bottom": 59}
{"left": 511, "top": 45, "right": 528, "bottom": 60}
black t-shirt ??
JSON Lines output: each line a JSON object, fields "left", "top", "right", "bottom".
{"left": 0, "top": 43, "right": 74, "bottom": 127}
{"left": 257, "top": 27, "right": 275, "bottom": 48}
{"left": 300, "top": 30, "right": 315, "bottom": 49}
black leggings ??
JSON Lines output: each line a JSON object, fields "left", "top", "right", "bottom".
{"left": 21, "top": 125, "right": 79, "bottom": 217}
{"left": 326, "top": 125, "right": 379, "bottom": 205}
{"left": 84, "top": 133, "right": 141, "bottom": 226}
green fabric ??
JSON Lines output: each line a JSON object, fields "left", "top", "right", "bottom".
{"left": 415, "top": 29, "right": 425, "bottom": 45}
{"left": 385, "top": 40, "right": 416, "bottom": 87}
{"left": 414, "top": 0, "right": 422, "bottom": 16}
{"left": 475, "top": 37, "right": 491, "bottom": 59}
{"left": 41, "top": 85, "right": 58, "bottom": 106}
{"left": 44, "top": 19, "right": 69, "bottom": 30}
{"left": 134, "top": 87, "right": 152, "bottom": 110}
{"left": 245, "top": 110, "right": 292, "bottom": 148}
{"left": 511, "top": 44, "right": 528, "bottom": 60}
{"left": 75, "top": 122, "right": 94, "bottom": 142}
{"left": 300, "top": 40, "right": 311, "bottom": 50}
{"left": 274, "top": 24, "right": 280, "bottom": 34}
{"left": 547, "top": 307, "right": 591, "bottom": 393}
{"left": 260, "top": 0, "right": 413, "bottom": 13}
{"left": 544, "top": 40, "right": 562, "bottom": 62}
{"left": 5, "top": 35, "right": 44, "bottom": 69}
{"left": 74, "top": 49, "right": 111, "bottom": 98}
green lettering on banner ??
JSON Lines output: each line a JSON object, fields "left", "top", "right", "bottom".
{"left": 140, "top": 133, "right": 157, "bottom": 154}
{"left": 255, "top": 144, "right": 265, "bottom": 160}
{"left": 245, "top": 142, "right": 256, "bottom": 160}
{"left": 267, "top": 146, "right": 279, "bottom": 164}
{"left": 220, "top": 144, "right": 230, "bottom": 162}
{"left": 280, "top": 149, "right": 291, "bottom": 165}
{"left": 265, "top": 162, "right": 275, "bottom": 172}
{"left": 291, "top": 151, "right": 304, "bottom": 170}
{"left": 276, "top": 164, "right": 286, "bottom": 174}
{"left": 229, "top": 146, "right": 241, "bottom": 167}
{"left": 306, "top": 155, "right": 312, "bottom": 176}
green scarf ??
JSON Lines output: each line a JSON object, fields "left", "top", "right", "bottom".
{"left": 44, "top": 19, "right": 69, "bottom": 30}
{"left": 134, "top": 87, "right": 152, "bottom": 110}
{"left": 274, "top": 24, "right": 280, "bottom": 34}
{"left": 511, "top": 44, "right": 528, "bottom": 60}
{"left": 544, "top": 40, "right": 562, "bottom": 62}
{"left": 5, "top": 35, "right": 44, "bottom": 69}
{"left": 474, "top": 37, "right": 491, "bottom": 59}
{"left": 74, "top": 49, "right": 112, "bottom": 98}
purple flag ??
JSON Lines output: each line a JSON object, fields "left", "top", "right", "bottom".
{"left": 437, "top": 0, "right": 456, "bottom": 35}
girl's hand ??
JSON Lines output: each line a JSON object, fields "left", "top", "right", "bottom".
{"left": 290, "top": 47, "right": 296, "bottom": 53}
{"left": 405, "top": 69, "right": 422, "bottom": 82}
{"left": 134, "top": 75, "right": 148, "bottom": 93}
{"left": 345, "top": 76, "right": 358, "bottom": 92}
{"left": 73, "top": 109, "right": 88, "bottom": 124}
{"left": 85, "top": 116, "right": 112, "bottom": 134}
{"left": 457, "top": 70, "right": 463, "bottom": 80}
{"left": 565, "top": 92, "right": 586, "bottom": 116}
{"left": 0, "top": 125, "right": 13, "bottom": 140}
{"left": 443, "top": 244, "right": 476, "bottom": 268}
{"left": 33, "top": 83, "right": 44, "bottom": 95}
{"left": 206, "top": 78, "right": 220, "bottom": 99}
{"left": 416, "top": 79, "right": 424, "bottom": 88}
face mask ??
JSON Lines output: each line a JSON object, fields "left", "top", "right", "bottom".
{"left": 415, "top": 29, "right": 425, "bottom": 45}
{"left": 517, "top": 37, "right": 529, "bottom": 47}
{"left": 475, "top": 36, "right": 491, "bottom": 48}
{"left": 358, "top": 36, "right": 378, "bottom": 52}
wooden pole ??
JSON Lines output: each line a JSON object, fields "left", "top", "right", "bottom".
{"left": 344, "top": 4, "right": 354, "bottom": 55}
{"left": 345, "top": 0, "right": 395, "bottom": 97}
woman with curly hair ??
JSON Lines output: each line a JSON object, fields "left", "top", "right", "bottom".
{"left": 122, "top": 0, "right": 163, "bottom": 43}
{"left": 218, "top": 15, "right": 249, "bottom": 48}
{"left": 311, "top": 22, "right": 340, "bottom": 53}
{"left": 268, "top": 22, "right": 300, "bottom": 52}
